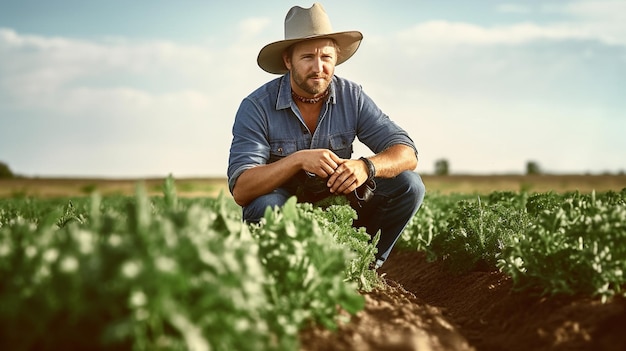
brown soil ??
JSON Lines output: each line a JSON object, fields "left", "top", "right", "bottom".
{"left": 300, "top": 250, "right": 626, "bottom": 351}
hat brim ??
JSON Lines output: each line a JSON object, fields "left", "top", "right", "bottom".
{"left": 257, "top": 31, "right": 363, "bottom": 74}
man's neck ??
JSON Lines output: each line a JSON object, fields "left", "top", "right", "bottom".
{"left": 291, "top": 89, "right": 329, "bottom": 104}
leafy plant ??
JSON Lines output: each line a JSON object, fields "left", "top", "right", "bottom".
{"left": 1, "top": 184, "right": 270, "bottom": 351}
{"left": 498, "top": 191, "right": 626, "bottom": 300}
{"left": 431, "top": 197, "right": 531, "bottom": 272}
{"left": 250, "top": 198, "right": 365, "bottom": 347}
{"left": 0, "top": 178, "right": 377, "bottom": 350}
{"left": 305, "top": 203, "right": 381, "bottom": 291}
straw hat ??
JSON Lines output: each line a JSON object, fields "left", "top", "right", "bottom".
{"left": 257, "top": 3, "right": 363, "bottom": 74}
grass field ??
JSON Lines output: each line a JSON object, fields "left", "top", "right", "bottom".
{"left": 1, "top": 174, "right": 625, "bottom": 198}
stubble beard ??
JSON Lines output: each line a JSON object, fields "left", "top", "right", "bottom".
{"left": 293, "top": 68, "right": 332, "bottom": 96}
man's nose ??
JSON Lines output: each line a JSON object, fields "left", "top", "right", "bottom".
{"left": 312, "top": 58, "right": 323, "bottom": 72}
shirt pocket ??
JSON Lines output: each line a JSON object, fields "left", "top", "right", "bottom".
{"left": 329, "top": 132, "right": 355, "bottom": 159}
{"left": 269, "top": 140, "right": 297, "bottom": 164}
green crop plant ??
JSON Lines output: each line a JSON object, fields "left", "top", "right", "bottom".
{"left": 0, "top": 176, "right": 380, "bottom": 351}
{"left": 498, "top": 190, "right": 626, "bottom": 300}
{"left": 1, "top": 178, "right": 625, "bottom": 351}
{"left": 250, "top": 198, "right": 368, "bottom": 348}
{"left": 0, "top": 183, "right": 272, "bottom": 351}
{"left": 430, "top": 197, "right": 531, "bottom": 273}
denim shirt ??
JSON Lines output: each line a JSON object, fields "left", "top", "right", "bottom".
{"left": 227, "top": 73, "right": 417, "bottom": 193}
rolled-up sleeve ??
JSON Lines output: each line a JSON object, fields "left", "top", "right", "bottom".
{"left": 227, "top": 98, "right": 270, "bottom": 194}
{"left": 356, "top": 90, "right": 418, "bottom": 157}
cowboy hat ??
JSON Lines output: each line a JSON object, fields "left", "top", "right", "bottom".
{"left": 257, "top": 3, "right": 363, "bottom": 74}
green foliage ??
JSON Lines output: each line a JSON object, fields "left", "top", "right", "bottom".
{"left": 3, "top": 177, "right": 625, "bottom": 351}
{"left": 56, "top": 200, "right": 85, "bottom": 227}
{"left": 432, "top": 197, "right": 531, "bottom": 272}
{"left": 498, "top": 190, "right": 626, "bottom": 300}
{"left": 434, "top": 158, "right": 450, "bottom": 176}
{"left": 526, "top": 160, "right": 542, "bottom": 175}
{"left": 80, "top": 183, "right": 98, "bottom": 194}
{"left": 399, "top": 189, "right": 626, "bottom": 300}
{"left": 0, "top": 184, "right": 271, "bottom": 351}
{"left": 249, "top": 199, "right": 367, "bottom": 348}
{"left": 0, "top": 161, "right": 14, "bottom": 178}
{"left": 0, "top": 178, "right": 379, "bottom": 351}
{"left": 399, "top": 193, "right": 467, "bottom": 258}
{"left": 306, "top": 203, "right": 381, "bottom": 291}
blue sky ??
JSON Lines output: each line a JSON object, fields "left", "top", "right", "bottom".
{"left": 1, "top": 0, "right": 625, "bottom": 178}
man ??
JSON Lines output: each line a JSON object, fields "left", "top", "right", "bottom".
{"left": 227, "top": 3, "right": 425, "bottom": 268}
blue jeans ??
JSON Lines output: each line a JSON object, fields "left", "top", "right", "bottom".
{"left": 242, "top": 171, "right": 426, "bottom": 266}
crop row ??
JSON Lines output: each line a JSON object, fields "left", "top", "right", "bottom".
{"left": 400, "top": 189, "right": 626, "bottom": 300}
{"left": 1, "top": 178, "right": 624, "bottom": 350}
{"left": 0, "top": 177, "right": 379, "bottom": 351}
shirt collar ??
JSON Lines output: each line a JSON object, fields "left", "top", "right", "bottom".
{"left": 276, "top": 72, "right": 336, "bottom": 110}
{"left": 276, "top": 73, "right": 292, "bottom": 110}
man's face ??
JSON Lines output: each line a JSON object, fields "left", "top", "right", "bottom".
{"left": 284, "top": 39, "right": 337, "bottom": 97}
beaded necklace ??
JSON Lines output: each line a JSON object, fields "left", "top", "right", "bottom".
{"left": 291, "top": 89, "right": 329, "bottom": 104}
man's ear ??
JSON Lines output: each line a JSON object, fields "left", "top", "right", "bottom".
{"left": 282, "top": 51, "right": 291, "bottom": 71}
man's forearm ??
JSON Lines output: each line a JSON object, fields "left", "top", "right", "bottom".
{"left": 231, "top": 157, "right": 301, "bottom": 207}
{"left": 369, "top": 144, "right": 418, "bottom": 178}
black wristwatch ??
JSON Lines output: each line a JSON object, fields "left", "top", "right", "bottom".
{"left": 359, "top": 157, "right": 376, "bottom": 183}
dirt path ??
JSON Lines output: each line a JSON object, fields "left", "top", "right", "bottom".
{"left": 300, "top": 279, "right": 474, "bottom": 351}
{"left": 300, "top": 250, "right": 626, "bottom": 351}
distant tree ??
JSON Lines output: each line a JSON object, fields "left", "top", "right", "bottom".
{"left": 434, "top": 159, "right": 450, "bottom": 176}
{"left": 526, "top": 161, "right": 542, "bottom": 175}
{"left": 0, "top": 161, "right": 14, "bottom": 178}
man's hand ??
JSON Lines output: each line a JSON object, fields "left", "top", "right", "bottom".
{"left": 232, "top": 148, "right": 345, "bottom": 206}
{"left": 299, "top": 149, "right": 345, "bottom": 178}
{"left": 326, "top": 158, "right": 369, "bottom": 195}
{"left": 325, "top": 144, "right": 418, "bottom": 195}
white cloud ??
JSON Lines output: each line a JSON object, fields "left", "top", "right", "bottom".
{"left": 535, "top": 1, "right": 626, "bottom": 46}
{"left": 561, "top": 0, "right": 626, "bottom": 20}
{"left": 0, "top": 27, "right": 271, "bottom": 177}
{"left": 396, "top": 21, "right": 597, "bottom": 46}
{"left": 1, "top": 3, "right": 624, "bottom": 177}
{"left": 238, "top": 17, "right": 271, "bottom": 40}
{"left": 0, "top": 24, "right": 272, "bottom": 111}
{"left": 339, "top": 9, "right": 626, "bottom": 174}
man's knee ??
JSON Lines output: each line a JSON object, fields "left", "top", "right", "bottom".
{"left": 407, "top": 171, "right": 426, "bottom": 207}
{"left": 242, "top": 188, "right": 291, "bottom": 223}
{"left": 394, "top": 171, "right": 426, "bottom": 209}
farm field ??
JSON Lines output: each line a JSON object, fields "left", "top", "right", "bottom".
{"left": 301, "top": 177, "right": 626, "bottom": 351}
{"left": 1, "top": 174, "right": 625, "bottom": 350}
{"left": 2, "top": 174, "right": 625, "bottom": 198}
{"left": 302, "top": 248, "right": 626, "bottom": 351}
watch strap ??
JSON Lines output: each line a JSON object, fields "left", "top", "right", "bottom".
{"left": 359, "top": 157, "right": 376, "bottom": 182}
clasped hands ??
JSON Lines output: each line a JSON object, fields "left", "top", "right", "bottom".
{"left": 300, "top": 149, "right": 369, "bottom": 195}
